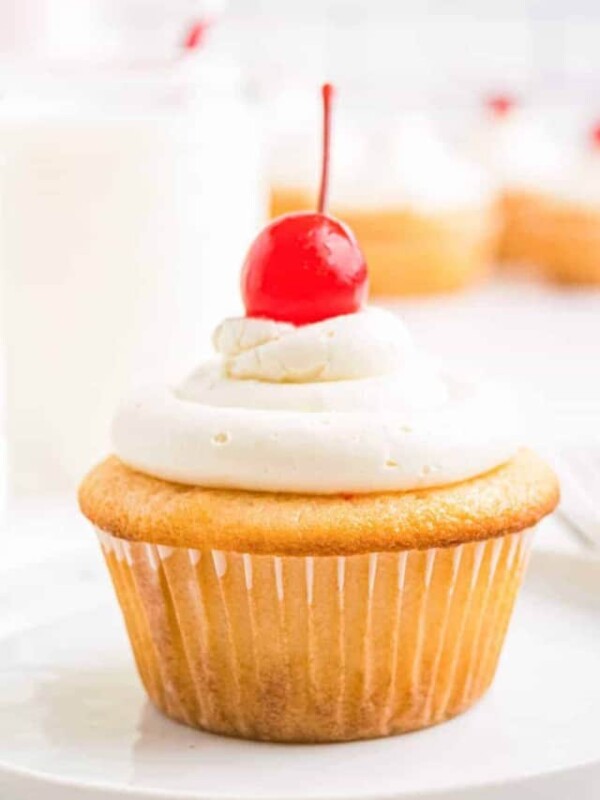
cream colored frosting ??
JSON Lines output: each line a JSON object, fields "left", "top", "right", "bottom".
{"left": 268, "top": 89, "right": 365, "bottom": 192}
{"left": 545, "top": 150, "right": 600, "bottom": 208}
{"left": 332, "top": 114, "right": 493, "bottom": 213}
{"left": 212, "top": 310, "right": 416, "bottom": 382}
{"left": 470, "top": 111, "right": 567, "bottom": 192}
{"left": 113, "top": 309, "right": 519, "bottom": 494}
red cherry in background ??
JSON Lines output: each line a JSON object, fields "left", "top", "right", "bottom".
{"left": 590, "top": 122, "right": 600, "bottom": 149}
{"left": 241, "top": 83, "right": 368, "bottom": 325}
{"left": 182, "top": 19, "right": 211, "bottom": 50}
{"left": 486, "top": 94, "right": 515, "bottom": 118}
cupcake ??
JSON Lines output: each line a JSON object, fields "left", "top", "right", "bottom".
{"left": 526, "top": 123, "right": 600, "bottom": 285}
{"left": 471, "top": 95, "right": 567, "bottom": 265}
{"left": 329, "top": 114, "right": 498, "bottom": 297}
{"left": 79, "top": 86, "right": 559, "bottom": 743}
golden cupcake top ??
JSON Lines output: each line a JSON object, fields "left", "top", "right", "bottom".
{"left": 80, "top": 449, "right": 558, "bottom": 555}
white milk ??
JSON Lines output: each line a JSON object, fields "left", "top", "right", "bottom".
{"left": 0, "top": 63, "right": 266, "bottom": 493}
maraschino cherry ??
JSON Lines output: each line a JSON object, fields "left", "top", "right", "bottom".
{"left": 590, "top": 122, "right": 600, "bottom": 149}
{"left": 241, "top": 84, "right": 368, "bottom": 325}
{"left": 486, "top": 94, "right": 515, "bottom": 118}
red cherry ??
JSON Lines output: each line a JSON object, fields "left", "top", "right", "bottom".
{"left": 591, "top": 122, "right": 600, "bottom": 149}
{"left": 242, "top": 83, "right": 368, "bottom": 325}
{"left": 486, "top": 94, "right": 515, "bottom": 118}
{"left": 241, "top": 212, "right": 367, "bottom": 325}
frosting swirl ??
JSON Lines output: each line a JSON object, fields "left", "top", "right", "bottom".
{"left": 213, "top": 309, "right": 417, "bottom": 382}
{"left": 113, "top": 309, "right": 519, "bottom": 494}
{"left": 331, "top": 115, "right": 493, "bottom": 213}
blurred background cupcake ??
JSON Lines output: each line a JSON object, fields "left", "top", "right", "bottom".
{"left": 469, "top": 95, "right": 569, "bottom": 267}
{"left": 527, "top": 124, "right": 600, "bottom": 285}
{"left": 330, "top": 114, "right": 498, "bottom": 296}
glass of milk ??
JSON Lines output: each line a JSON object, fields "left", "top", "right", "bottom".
{"left": 0, "top": 55, "right": 266, "bottom": 495}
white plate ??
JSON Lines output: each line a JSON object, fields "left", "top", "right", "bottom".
{"left": 1, "top": 547, "right": 600, "bottom": 800}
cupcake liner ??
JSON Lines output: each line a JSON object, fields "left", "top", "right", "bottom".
{"left": 97, "top": 528, "right": 534, "bottom": 742}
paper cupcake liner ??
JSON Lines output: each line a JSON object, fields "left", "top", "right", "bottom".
{"left": 97, "top": 528, "right": 534, "bottom": 742}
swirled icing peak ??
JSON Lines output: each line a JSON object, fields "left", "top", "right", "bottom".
{"left": 213, "top": 309, "right": 414, "bottom": 383}
{"left": 113, "top": 308, "right": 520, "bottom": 494}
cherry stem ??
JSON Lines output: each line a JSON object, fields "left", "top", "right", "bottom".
{"left": 317, "top": 83, "right": 335, "bottom": 214}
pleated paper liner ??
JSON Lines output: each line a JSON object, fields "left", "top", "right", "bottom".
{"left": 97, "top": 527, "right": 534, "bottom": 743}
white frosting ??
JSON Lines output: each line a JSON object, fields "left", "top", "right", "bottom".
{"left": 270, "top": 112, "right": 492, "bottom": 213}
{"left": 212, "top": 310, "right": 416, "bottom": 382}
{"left": 470, "top": 111, "right": 567, "bottom": 191}
{"left": 268, "top": 89, "right": 365, "bottom": 192}
{"left": 545, "top": 150, "right": 600, "bottom": 208}
{"left": 332, "top": 114, "right": 493, "bottom": 213}
{"left": 113, "top": 309, "right": 519, "bottom": 494}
